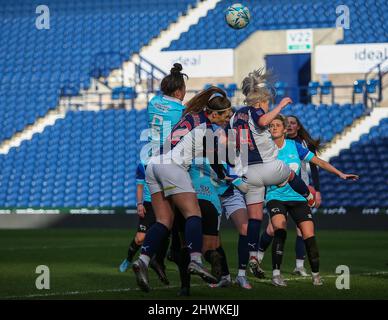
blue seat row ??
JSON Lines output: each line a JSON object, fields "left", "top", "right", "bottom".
{"left": 0, "top": 0, "right": 197, "bottom": 142}
{"left": 320, "top": 117, "right": 388, "bottom": 207}
{"left": 165, "top": 0, "right": 387, "bottom": 51}
{"left": 0, "top": 109, "right": 149, "bottom": 207}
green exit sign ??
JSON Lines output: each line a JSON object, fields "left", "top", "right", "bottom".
{"left": 287, "top": 29, "right": 313, "bottom": 53}
{"left": 288, "top": 44, "right": 311, "bottom": 51}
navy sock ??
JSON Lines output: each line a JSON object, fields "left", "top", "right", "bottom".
{"left": 272, "top": 229, "right": 287, "bottom": 270}
{"left": 179, "top": 247, "right": 191, "bottom": 289}
{"left": 155, "top": 231, "right": 170, "bottom": 266}
{"left": 247, "top": 219, "right": 262, "bottom": 252}
{"left": 295, "top": 235, "right": 306, "bottom": 260}
{"left": 127, "top": 239, "right": 141, "bottom": 261}
{"left": 185, "top": 216, "right": 203, "bottom": 254}
{"left": 204, "top": 250, "right": 216, "bottom": 263}
{"left": 238, "top": 234, "right": 249, "bottom": 270}
{"left": 288, "top": 173, "right": 310, "bottom": 198}
{"left": 140, "top": 222, "right": 169, "bottom": 258}
{"left": 258, "top": 231, "right": 274, "bottom": 253}
{"left": 304, "top": 236, "right": 320, "bottom": 273}
{"left": 170, "top": 223, "right": 182, "bottom": 260}
{"left": 216, "top": 246, "right": 230, "bottom": 277}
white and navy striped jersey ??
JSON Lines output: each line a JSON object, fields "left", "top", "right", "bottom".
{"left": 159, "top": 111, "right": 215, "bottom": 169}
{"left": 230, "top": 106, "right": 278, "bottom": 165}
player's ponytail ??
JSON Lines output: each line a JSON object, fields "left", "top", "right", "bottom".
{"left": 184, "top": 86, "right": 231, "bottom": 115}
{"left": 287, "top": 115, "right": 322, "bottom": 151}
{"left": 241, "top": 67, "right": 275, "bottom": 106}
{"left": 160, "top": 63, "right": 188, "bottom": 96}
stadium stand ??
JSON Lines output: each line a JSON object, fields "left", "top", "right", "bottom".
{"left": 165, "top": 0, "right": 388, "bottom": 50}
{"left": 0, "top": 0, "right": 382, "bottom": 210}
{"left": 0, "top": 0, "right": 198, "bottom": 142}
{"left": 0, "top": 102, "right": 366, "bottom": 208}
{"left": 277, "top": 103, "right": 365, "bottom": 143}
{"left": 320, "top": 117, "right": 388, "bottom": 207}
{"left": 0, "top": 110, "right": 148, "bottom": 208}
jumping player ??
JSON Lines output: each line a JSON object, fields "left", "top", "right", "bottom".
{"left": 127, "top": 63, "right": 187, "bottom": 291}
{"left": 147, "top": 63, "right": 187, "bottom": 158}
{"left": 229, "top": 68, "right": 317, "bottom": 277}
{"left": 132, "top": 87, "right": 235, "bottom": 292}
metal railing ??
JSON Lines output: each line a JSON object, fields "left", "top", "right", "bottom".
{"left": 90, "top": 51, "right": 128, "bottom": 88}
{"left": 364, "top": 57, "right": 388, "bottom": 108}
{"left": 60, "top": 86, "right": 368, "bottom": 113}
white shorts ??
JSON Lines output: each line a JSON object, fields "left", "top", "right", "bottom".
{"left": 244, "top": 160, "right": 291, "bottom": 205}
{"left": 221, "top": 189, "right": 247, "bottom": 220}
{"left": 146, "top": 163, "right": 195, "bottom": 197}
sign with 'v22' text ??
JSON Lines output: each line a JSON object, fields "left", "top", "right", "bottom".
{"left": 287, "top": 29, "right": 313, "bottom": 53}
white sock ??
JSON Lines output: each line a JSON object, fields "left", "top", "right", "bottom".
{"left": 139, "top": 254, "right": 150, "bottom": 267}
{"left": 312, "top": 272, "right": 320, "bottom": 277}
{"left": 273, "top": 269, "right": 281, "bottom": 277}
{"left": 249, "top": 251, "right": 257, "bottom": 258}
{"left": 238, "top": 269, "right": 246, "bottom": 277}
{"left": 222, "top": 274, "right": 231, "bottom": 281}
{"left": 257, "top": 251, "right": 265, "bottom": 262}
{"left": 190, "top": 252, "right": 202, "bottom": 264}
{"left": 296, "top": 259, "right": 305, "bottom": 269}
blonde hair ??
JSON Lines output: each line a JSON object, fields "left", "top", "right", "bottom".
{"left": 241, "top": 67, "right": 274, "bottom": 106}
{"left": 274, "top": 114, "right": 288, "bottom": 131}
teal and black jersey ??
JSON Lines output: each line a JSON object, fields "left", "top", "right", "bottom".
{"left": 136, "top": 163, "right": 151, "bottom": 203}
{"left": 189, "top": 158, "right": 222, "bottom": 215}
{"left": 266, "top": 139, "right": 315, "bottom": 202}
{"left": 147, "top": 95, "right": 185, "bottom": 150}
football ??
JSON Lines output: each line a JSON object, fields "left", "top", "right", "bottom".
{"left": 225, "top": 3, "right": 251, "bottom": 29}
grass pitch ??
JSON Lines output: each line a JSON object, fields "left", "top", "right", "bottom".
{"left": 1, "top": 229, "right": 387, "bottom": 300}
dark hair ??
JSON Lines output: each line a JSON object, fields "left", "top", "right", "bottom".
{"left": 184, "top": 86, "right": 231, "bottom": 115}
{"left": 287, "top": 115, "right": 321, "bottom": 151}
{"left": 160, "top": 63, "right": 188, "bottom": 96}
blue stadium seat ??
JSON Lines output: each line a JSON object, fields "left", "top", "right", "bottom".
{"left": 164, "top": 0, "right": 387, "bottom": 51}
{"left": 308, "top": 82, "right": 320, "bottom": 96}
{"left": 320, "top": 117, "right": 388, "bottom": 207}
{"left": 366, "top": 79, "right": 379, "bottom": 94}
{"left": 353, "top": 80, "right": 366, "bottom": 94}
{"left": 112, "top": 86, "right": 137, "bottom": 100}
{"left": 0, "top": 109, "right": 149, "bottom": 207}
{"left": 321, "top": 81, "right": 333, "bottom": 95}
{"left": 0, "top": 0, "right": 196, "bottom": 142}
{"left": 226, "top": 83, "right": 238, "bottom": 98}
{"left": 274, "top": 81, "right": 287, "bottom": 98}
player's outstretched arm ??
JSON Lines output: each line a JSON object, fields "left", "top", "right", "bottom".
{"left": 258, "top": 97, "right": 293, "bottom": 127}
{"left": 310, "top": 156, "right": 359, "bottom": 181}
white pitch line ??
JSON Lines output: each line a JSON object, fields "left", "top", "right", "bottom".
{"left": 3, "top": 271, "right": 388, "bottom": 300}
{"left": 3, "top": 284, "right": 201, "bottom": 300}
{"left": 250, "top": 271, "right": 388, "bottom": 283}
